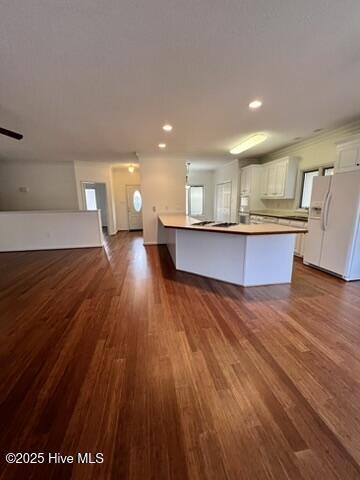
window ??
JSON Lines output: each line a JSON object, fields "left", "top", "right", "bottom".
{"left": 133, "top": 190, "right": 142, "bottom": 212}
{"left": 324, "top": 166, "right": 334, "bottom": 176}
{"left": 299, "top": 165, "right": 334, "bottom": 209}
{"left": 189, "top": 186, "right": 204, "bottom": 216}
{"left": 300, "top": 170, "right": 319, "bottom": 209}
{"left": 84, "top": 188, "right": 97, "bottom": 210}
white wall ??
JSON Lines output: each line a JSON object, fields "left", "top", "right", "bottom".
{"left": 139, "top": 154, "right": 186, "bottom": 244}
{"left": 0, "top": 210, "right": 103, "bottom": 252}
{"left": 74, "top": 161, "right": 117, "bottom": 235}
{"left": 213, "top": 159, "right": 239, "bottom": 223}
{"left": 0, "top": 160, "right": 78, "bottom": 211}
{"left": 112, "top": 167, "right": 141, "bottom": 231}
{"left": 187, "top": 170, "right": 214, "bottom": 219}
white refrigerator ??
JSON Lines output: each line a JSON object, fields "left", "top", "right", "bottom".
{"left": 303, "top": 170, "right": 360, "bottom": 280}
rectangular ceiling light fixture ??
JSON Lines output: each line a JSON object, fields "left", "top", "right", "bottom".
{"left": 230, "top": 133, "right": 268, "bottom": 155}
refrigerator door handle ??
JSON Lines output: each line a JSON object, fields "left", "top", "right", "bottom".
{"left": 323, "top": 193, "right": 332, "bottom": 231}
{"left": 320, "top": 191, "right": 330, "bottom": 231}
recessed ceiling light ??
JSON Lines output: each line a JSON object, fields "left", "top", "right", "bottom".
{"left": 249, "top": 99, "right": 262, "bottom": 110}
{"left": 128, "top": 165, "right": 135, "bottom": 173}
{"left": 158, "top": 143, "right": 166, "bottom": 149}
{"left": 230, "top": 133, "right": 268, "bottom": 155}
{"left": 162, "top": 124, "right": 173, "bottom": 132}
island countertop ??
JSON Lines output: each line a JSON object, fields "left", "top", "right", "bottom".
{"left": 159, "top": 214, "right": 307, "bottom": 235}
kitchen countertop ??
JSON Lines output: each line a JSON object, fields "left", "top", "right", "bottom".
{"left": 159, "top": 214, "right": 307, "bottom": 235}
{"left": 250, "top": 210, "right": 308, "bottom": 222}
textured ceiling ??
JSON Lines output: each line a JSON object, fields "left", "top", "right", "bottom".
{"left": 1, "top": 0, "right": 360, "bottom": 168}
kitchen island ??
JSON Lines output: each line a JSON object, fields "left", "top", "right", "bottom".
{"left": 159, "top": 214, "right": 307, "bottom": 287}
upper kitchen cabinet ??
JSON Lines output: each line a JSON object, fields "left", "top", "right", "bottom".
{"left": 261, "top": 156, "right": 299, "bottom": 199}
{"left": 240, "top": 164, "right": 262, "bottom": 196}
{"left": 239, "top": 164, "right": 264, "bottom": 210}
{"left": 335, "top": 137, "right": 360, "bottom": 173}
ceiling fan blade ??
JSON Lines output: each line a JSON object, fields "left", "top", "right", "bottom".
{"left": 0, "top": 127, "right": 23, "bottom": 140}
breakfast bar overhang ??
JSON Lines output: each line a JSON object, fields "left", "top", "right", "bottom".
{"left": 159, "top": 215, "right": 307, "bottom": 287}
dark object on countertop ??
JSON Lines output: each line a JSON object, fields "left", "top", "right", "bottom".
{"left": 0, "top": 127, "right": 23, "bottom": 140}
{"left": 212, "top": 222, "right": 238, "bottom": 227}
{"left": 191, "top": 221, "right": 215, "bottom": 226}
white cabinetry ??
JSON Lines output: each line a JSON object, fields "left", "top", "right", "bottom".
{"left": 240, "top": 166, "right": 251, "bottom": 195}
{"left": 261, "top": 157, "right": 299, "bottom": 199}
{"left": 335, "top": 137, "right": 360, "bottom": 173}
{"left": 291, "top": 221, "right": 307, "bottom": 257}
{"left": 239, "top": 164, "right": 263, "bottom": 210}
{"left": 240, "top": 164, "right": 262, "bottom": 196}
{"left": 250, "top": 215, "right": 307, "bottom": 257}
{"left": 278, "top": 218, "right": 307, "bottom": 257}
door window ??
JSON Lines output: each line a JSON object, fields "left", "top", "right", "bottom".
{"left": 133, "top": 190, "right": 142, "bottom": 212}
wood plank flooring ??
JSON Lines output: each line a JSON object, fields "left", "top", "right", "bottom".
{"left": 1, "top": 231, "right": 360, "bottom": 479}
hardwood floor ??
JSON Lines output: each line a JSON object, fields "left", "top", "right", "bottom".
{"left": 1, "top": 231, "right": 360, "bottom": 480}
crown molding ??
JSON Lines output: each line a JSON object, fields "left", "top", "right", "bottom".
{"left": 262, "top": 119, "right": 360, "bottom": 161}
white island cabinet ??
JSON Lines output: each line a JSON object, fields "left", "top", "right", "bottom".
{"left": 159, "top": 215, "right": 307, "bottom": 287}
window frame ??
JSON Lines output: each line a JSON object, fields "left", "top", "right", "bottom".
{"left": 323, "top": 166, "right": 334, "bottom": 176}
{"left": 299, "top": 169, "right": 319, "bottom": 210}
{"left": 188, "top": 185, "right": 205, "bottom": 217}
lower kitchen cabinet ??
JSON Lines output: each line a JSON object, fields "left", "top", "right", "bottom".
{"left": 251, "top": 216, "right": 307, "bottom": 257}
{"left": 290, "top": 220, "right": 307, "bottom": 257}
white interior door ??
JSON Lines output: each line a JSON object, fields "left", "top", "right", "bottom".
{"left": 126, "top": 185, "right": 143, "bottom": 230}
{"left": 215, "top": 182, "right": 231, "bottom": 221}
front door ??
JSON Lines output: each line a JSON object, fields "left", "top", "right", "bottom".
{"left": 126, "top": 185, "right": 143, "bottom": 230}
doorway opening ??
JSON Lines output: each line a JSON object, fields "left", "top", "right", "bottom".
{"left": 126, "top": 184, "right": 143, "bottom": 231}
{"left": 82, "top": 182, "right": 108, "bottom": 231}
